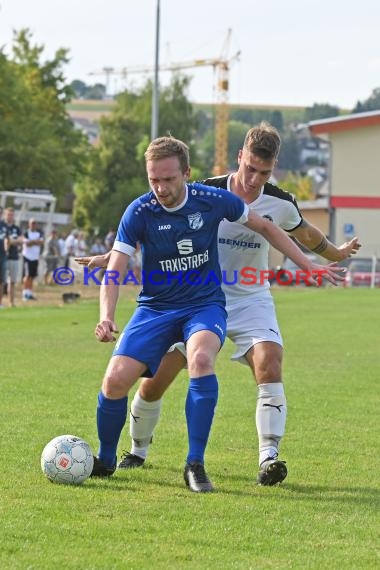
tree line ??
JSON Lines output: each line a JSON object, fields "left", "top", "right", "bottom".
{"left": 1, "top": 30, "right": 379, "bottom": 236}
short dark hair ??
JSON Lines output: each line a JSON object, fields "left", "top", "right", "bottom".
{"left": 243, "top": 121, "right": 281, "bottom": 161}
{"left": 145, "top": 136, "right": 190, "bottom": 173}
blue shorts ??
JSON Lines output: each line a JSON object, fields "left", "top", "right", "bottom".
{"left": 113, "top": 304, "right": 227, "bottom": 375}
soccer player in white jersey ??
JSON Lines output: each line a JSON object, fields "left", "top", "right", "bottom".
{"left": 78, "top": 133, "right": 348, "bottom": 491}
{"left": 98, "top": 123, "right": 360, "bottom": 487}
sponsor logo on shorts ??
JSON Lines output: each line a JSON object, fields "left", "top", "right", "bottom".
{"left": 214, "top": 323, "right": 224, "bottom": 335}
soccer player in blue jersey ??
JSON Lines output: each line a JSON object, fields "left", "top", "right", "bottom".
{"left": 114, "top": 123, "right": 359, "bottom": 487}
{"left": 89, "top": 135, "right": 343, "bottom": 492}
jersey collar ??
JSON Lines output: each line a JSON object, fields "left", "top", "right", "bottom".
{"left": 158, "top": 184, "right": 188, "bottom": 212}
{"left": 227, "top": 174, "right": 264, "bottom": 205}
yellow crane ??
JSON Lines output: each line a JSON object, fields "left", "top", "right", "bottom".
{"left": 89, "top": 30, "right": 240, "bottom": 175}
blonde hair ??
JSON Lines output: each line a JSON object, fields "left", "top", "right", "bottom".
{"left": 144, "top": 136, "right": 190, "bottom": 172}
{"left": 243, "top": 121, "right": 281, "bottom": 160}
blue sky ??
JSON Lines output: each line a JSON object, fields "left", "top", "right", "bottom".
{"left": 1, "top": 0, "right": 379, "bottom": 109}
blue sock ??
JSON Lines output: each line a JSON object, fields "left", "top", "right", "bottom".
{"left": 185, "top": 374, "right": 218, "bottom": 465}
{"left": 97, "top": 392, "right": 128, "bottom": 467}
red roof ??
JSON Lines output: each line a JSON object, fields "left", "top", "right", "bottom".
{"left": 309, "top": 110, "right": 380, "bottom": 135}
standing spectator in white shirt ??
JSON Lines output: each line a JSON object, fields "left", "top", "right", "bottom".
{"left": 22, "top": 219, "right": 44, "bottom": 301}
{"left": 75, "top": 231, "right": 87, "bottom": 257}
{"left": 64, "top": 229, "right": 79, "bottom": 268}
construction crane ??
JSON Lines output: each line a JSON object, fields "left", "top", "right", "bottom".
{"left": 89, "top": 30, "right": 240, "bottom": 175}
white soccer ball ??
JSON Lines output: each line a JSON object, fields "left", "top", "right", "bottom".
{"left": 41, "top": 434, "right": 94, "bottom": 485}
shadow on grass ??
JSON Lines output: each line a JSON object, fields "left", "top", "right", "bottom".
{"left": 115, "top": 468, "right": 380, "bottom": 505}
{"left": 280, "top": 482, "right": 380, "bottom": 505}
{"left": 85, "top": 465, "right": 380, "bottom": 507}
{"left": 212, "top": 481, "right": 380, "bottom": 505}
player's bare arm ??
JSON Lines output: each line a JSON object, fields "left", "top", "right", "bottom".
{"left": 244, "top": 211, "right": 343, "bottom": 286}
{"left": 96, "top": 250, "right": 129, "bottom": 343}
{"left": 75, "top": 250, "right": 111, "bottom": 269}
{"left": 291, "top": 219, "right": 361, "bottom": 261}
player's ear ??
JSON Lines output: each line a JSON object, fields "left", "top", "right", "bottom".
{"left": 184, "top": 167, "right": 191, "bottom": 180}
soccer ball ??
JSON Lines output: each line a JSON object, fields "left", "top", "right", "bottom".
{"left": 41, "top": 435, "right": 94, "bottom": 485}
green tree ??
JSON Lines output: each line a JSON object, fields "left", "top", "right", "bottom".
{"left": 229, "top": 108, "right": 284, "bottom": 132}
{"left": 303, "top": 103, "right": 340, "bottom": 122}
{"left": 70, "top": 79, "right": 106, "bottom": 100}
{"left": 270, "top": 110, "right": 284, "bottom": 133}
{"left": 85, "top": 83, "right": 107, "bottom": 100}
{"left": 0, "top": 29, "right": 88, "bottom": 204}
{"left": 352, "top": 87, "right": 380, "bottom": 113}
{"left": 227, "top": 121, "right": 251, "bottom": 169}
{"left": 73, "top": 75, "right": 201, "bottom": 234}
{"left": 278, "top": 172, "right": 313, "bottom": 201}
{"left": 277, "top": 131, "right": 300, "bottom": 170}
{"left": 70, "top": 79, "right": 87, "bottom": 98}
{"left": 230, "top": 107, "right": 256, "bottom": 124}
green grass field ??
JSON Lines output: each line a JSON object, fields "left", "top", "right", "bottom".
{"left": 1, "top": 288, "right": 379, "bottom": 569}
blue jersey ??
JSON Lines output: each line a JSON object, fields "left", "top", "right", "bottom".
{"left": 114, "top": 182, "right": 248, "bottom": 309}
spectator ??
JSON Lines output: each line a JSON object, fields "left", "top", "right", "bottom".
{"left": 75, "top": 231, "right": 87, "bottom": 257}
{"left": 90, "top": 237, "right": 106, "bottom": 256}
{"left": 64, "top": 229, "right": 79, "bottom": 268}
{"left": 5, "top": 208, "right": 22, "bottom": 307}
{"left": 43, "top": 229, "right": 60, "bottom": 285}
{"left": 104, "top": 228, "right": 116, "bottom": 252}
{"left": 0, "top": 207, "right": 7, "bottom": 308}
{"left": 22, "top": 219, "right": 44, "bottom": 301}
{"left": 57, "top": 232, "right": 66, "bottom": 266}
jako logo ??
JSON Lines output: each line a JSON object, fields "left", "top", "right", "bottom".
{"left": 214, "top": 323, "right": 224, "bottom": 335}
{"left": 158, "top": 225, "right": 171, "bottom": 230}
{"left": 177, "top": 239, "right": 193, "bottom": 255}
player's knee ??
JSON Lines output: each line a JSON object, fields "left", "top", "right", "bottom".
{"left": 139, "top": 380, "right": 164, "bottom": 402}
{"left": 256, "top": 360, "right": 282, "bottom": 383}
{"left": 101, "top": 374, "right": 128, "bottom": 399}
{"left": 188, "top": 349, "right": 214, "bottom": 376}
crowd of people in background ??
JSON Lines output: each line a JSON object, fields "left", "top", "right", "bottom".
{"left": 0, "top": 207, "right": 131, "bottom": 308}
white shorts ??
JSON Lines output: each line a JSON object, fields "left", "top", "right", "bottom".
{"left": 168, "top": 292, "right": 282, "bottom": 367}
{"left": 226, "top": 292, "right": 283, "bottom": 366}
{"left": 168, "top": 342, "right": 188, "bottom": 365}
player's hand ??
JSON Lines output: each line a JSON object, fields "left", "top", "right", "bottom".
{"left": 337, "top": 236, "right": 361, "bottom": 259}
{"left": 308, "top": 262, "right": 346, "bottom": 286}
{"left": 95, "top": 320, "right": 119, "bottom": 342}
{"left": 75, "top": 255, "right": 108, "bottom": 269}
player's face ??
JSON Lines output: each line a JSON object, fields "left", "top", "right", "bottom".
{"left": 5, "top": 210, "right": 14, "bottom": 223}
{"left": 147, "top": 156, "right": 190, "bottom": 208}
{"left": 237, "top": 149, "right": 276, "bottom": 198}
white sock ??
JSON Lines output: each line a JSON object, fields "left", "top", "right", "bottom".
{"left": 256, "top": 382, "right": 287, "bottom": 466}
{"left": 130, "top": 392, "right": 162, "bottom": 459}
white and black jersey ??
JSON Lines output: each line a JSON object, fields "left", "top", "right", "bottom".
{"left": 22, "top": 229, "right": 44, "bottom": 261}
{"left": 203, "top": 174, "right": 303, "bottom": 299}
